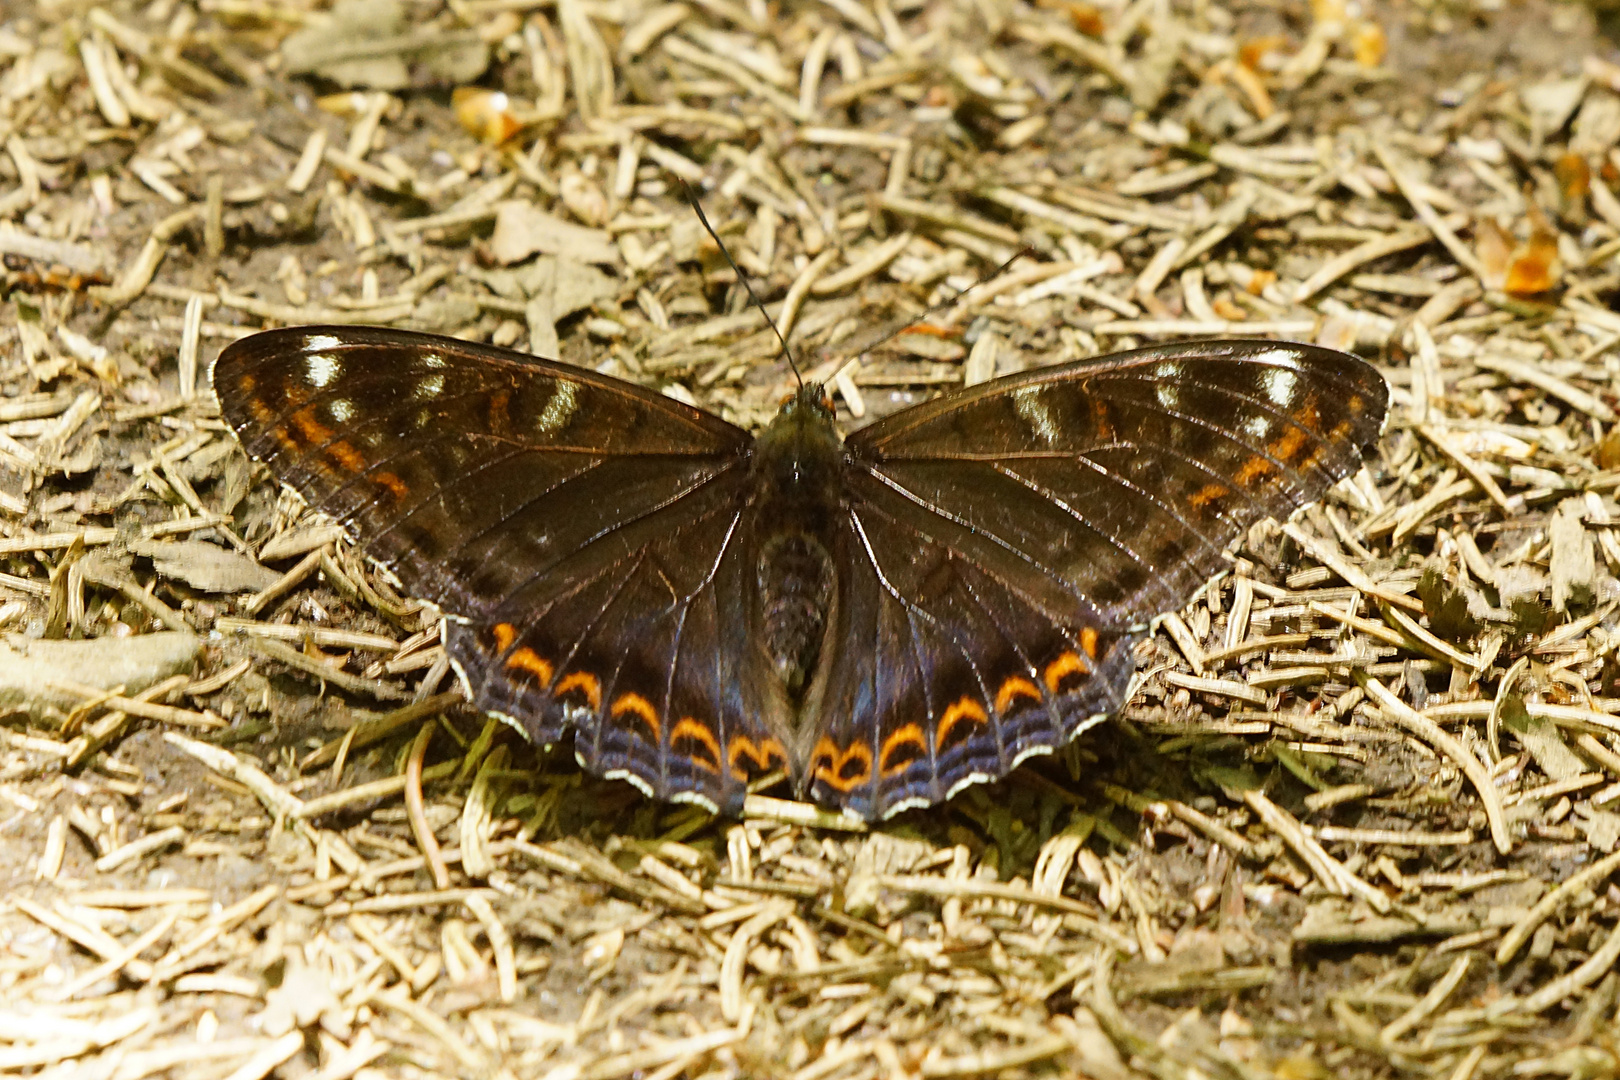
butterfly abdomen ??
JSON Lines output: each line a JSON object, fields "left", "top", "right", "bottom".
{"left": 749, "top": 384, "right": 847, "bottom": 705}
{"left": 757, "top": 532, "right": 835, "bottom": 697}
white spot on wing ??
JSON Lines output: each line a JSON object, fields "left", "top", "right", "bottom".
{"left": 422, "top": 353, "right": 447, "bottom": 370}
{"left": 487, "top": 709, "right": 529, "bottom": 739}
{"left": 879, "top": 796, "right": 933, "bottom": 819}
{"left": 1250, "top": 347, "right": 1304, "bottom": 369}
{"left": 327, "top": 398, "right": 354, "bottom": 423}
{"left": 1009, "top": 743, "right": 1057, "bottom": 770}
{"left": 1013, "top": 386, "right": 1061, "bottom": 445}
{"left": 447, "top": 653, "right": 475, "bottom": 699}
{"left": 1243, "top": 414, "right": 1269, "bottom": 439}
{"left": 601, "top": 764, "right": 655, "bottom": 798}
{"left": 1155, "top": 361, "right": 1182, "bottom": 379}
{"left": 944, "top": 770, "right": 996, "bottom": 802}
{"left": 1260, "top": 366, "right": 1298, "bottom": 408}
{"left": 537, "top": 381, "right": 579, "bottom": 433}
{"left": 304, "top": 353, "right": 342, "bottom": 389}
{"left": 671, "top": 789, "right": 721, "bottom": 813}
{"left": 415, "top": 373, "right": 445, "bottom": 400}
{"left": 1156, "top": 383, "right": 1179, "bottom": 410}
{"left": 303, "top": 333, "right": 343, "bottom": 352}
{"left": 1066, "top": 710, "right": 1108, "bottom": 741}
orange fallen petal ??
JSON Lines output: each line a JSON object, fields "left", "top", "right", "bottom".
{"left": 1238, "top": 34, "right": 1293, "bottom": 72}
{"left": 316, "top": 91, "right": 373, "bottom": 118}
{"left": 1503, "top": 233, "right": 1561, "bottom": 296}
{"left": 454, "top": 87, "right": 524, "bottom": 146}
{"left": 1035, "top": 0, "right": 1107, "bottom": 34}
{"left": 1556, "top": 152, "right": 1590, "bottom": 204}
{"left": 1350, "top": 20, "right": 1387, "bottom": 67}
{"left": 1310, "top": 0, "right": 1346, "bottom": 24}
{"left": 898, "top": 324, "right": 959, "bottom": 339}
{"left": 1229, "top": 63, "right": 1275, "bottom": 120}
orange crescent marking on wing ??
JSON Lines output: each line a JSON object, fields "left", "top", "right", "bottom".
{"left": 811, "top": 736, "right": 839, "bottom": 771}
{"left": 554, "top": 671, "right": 602, "bottom": 712}
{"left": 765, "top": 737, "right": 787, "bottom": 768}
{"left": 994, "top": 676, "right": 1043, "bottom": 716}
{"left": 1080, "top": 626, "right": 1100, "bottom": 660}
{"left": 1292, "top": 395, "right": 1324, "bottom": 432}
{"left": 670, "top": 717, "right": 721, "bottom": 772}
{"left": 813, "top": 737, "right": 873, "bottom": 792}
{"left": 879, "top": 723, "right": 928, "bottom": 777}
{"left": 935, "top": 696, "right": 990, "bottom": 753}
{"left": 290, "top": 408, "right": 333, "bottom": 447}
{"left": 1234, "top": 455, "right": 1274, "bottom": 486}
{"left": 505, "top": 646, "right": 554, "bottom": 689}
{"left": 492, "top": 623, "right": 518, "bottom": 652}
{"left": 1268, "top": 426, "right": 1307, "bottom": 464}
{"left": 726, "top": 737, "right": 755, "bottom": 778}
{"left": 327, "top": 440, "right": 367, "bottom": 473}
{"left": 611, "top": 692, "right": 660, "bottom": 742}
{"left": 727, "top": 735, "right": 788, "bottom": 780}
{"left": 372, "top": 471, "right": 410, "bottom": 499}
{"left": 1188, "top": 482, "right": 1229, "bottom": 509}
{"left": 1044, "top": 651, "right": 1088, "bottom": 694}
{"left": 488, "top": 388, "right": 511, "bottom": 433}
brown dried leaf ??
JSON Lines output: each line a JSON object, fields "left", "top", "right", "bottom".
{"left": 490, "top": 201, "right": 620, "bottom": 266}
{"left": 130, "top": 540, "right": 281, "bottom": 595}
{"left": 281, "top": 0, "right": 489, "bottom": 89}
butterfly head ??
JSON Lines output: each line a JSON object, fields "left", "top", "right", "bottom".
{"left": 774, "top": 382, "right": 835, "bottom": 420}
{"left": 761, "top": 382, "right": 838, "bottom": 444}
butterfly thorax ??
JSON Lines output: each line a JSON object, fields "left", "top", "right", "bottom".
{"left": 750, "top": 385, "right": 844, "bottom": 715}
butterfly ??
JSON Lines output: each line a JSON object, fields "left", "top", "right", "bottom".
{"left": 214, "top": 328, "right": 1387, "bottom": 821}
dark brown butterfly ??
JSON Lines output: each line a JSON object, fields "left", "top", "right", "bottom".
{"left": 214, "top": 328, "right": 1387, "bottom": 820}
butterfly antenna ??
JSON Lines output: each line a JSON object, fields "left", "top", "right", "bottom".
{"left": 680, "top": 180, "right": 803, "bottom": 389}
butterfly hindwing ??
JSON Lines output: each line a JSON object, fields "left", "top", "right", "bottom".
{"left": 809, "top": 484, "right": 1137, "bottom": 818}
{"left": 452, "top": 472, "right": 778, "bottom": 812}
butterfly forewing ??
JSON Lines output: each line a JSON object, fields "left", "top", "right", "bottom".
{"left": 215, "top": 329, "right": 749, "bottom": 604}
{"left": 847, "top": 340, "right": 1387, "bottom": 629}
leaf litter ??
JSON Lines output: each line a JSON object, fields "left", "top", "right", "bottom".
{"left": 4, "top": 0, "right": 1620, "bottom": 1076}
